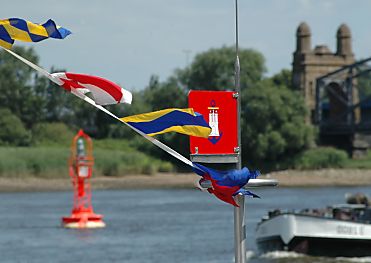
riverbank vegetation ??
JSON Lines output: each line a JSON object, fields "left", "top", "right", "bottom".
{"left": 0, "top": 46, "right": 369, "bottom": 178}
{"left": 0, "top": 143, "right": 173, "bottom": 179}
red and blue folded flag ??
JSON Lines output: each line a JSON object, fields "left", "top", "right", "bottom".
{"left": 192, "top": 163, "right": 260, "bottom": 206}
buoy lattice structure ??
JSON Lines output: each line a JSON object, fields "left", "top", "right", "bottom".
{"left": 62, "top": 129, "right": 105, "bottom": 229}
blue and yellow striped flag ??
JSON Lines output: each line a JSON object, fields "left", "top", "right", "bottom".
{"left": 0, "top": 18, "right": 71, "bottom": 49}
{"left": 121, "top": 108, "right": 211, "bottom": 138}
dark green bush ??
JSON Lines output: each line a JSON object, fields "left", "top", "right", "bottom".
{"left": 32, "top": 122, "right": 74, "bottom": 146}
{"left": 92, "top": 147, "right": 174, "bottom": 176}
{"left": 100, "top": 159, "right": 119, "bottom": 177}
{"left": 0, "top": 108, "right": 31, "bottom": 146}
{"left": 94, "top": 138, "right": 133, "bottom": 151}
{"left": 292, "top": 147, "right": 348, "bottom": 170}
{"left": 158, "top": 162, "right": 174, "bottom": 172}
{"left": 141, "top": 162, "right": 157, "bottom": 175}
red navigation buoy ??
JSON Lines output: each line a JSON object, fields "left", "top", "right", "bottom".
{"left": 62, "top": 129, "right": 105, "bottom": 228}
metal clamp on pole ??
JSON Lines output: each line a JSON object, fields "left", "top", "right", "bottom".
{"left": 199, "top": 178, "right": 278, "bottom": 189}
{"left": 245, "top": 178, "right": 278, "bottom": 188}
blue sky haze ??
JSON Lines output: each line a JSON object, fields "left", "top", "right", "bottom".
{"left": 4, "top": 0, "right": 371, "bottom": 90}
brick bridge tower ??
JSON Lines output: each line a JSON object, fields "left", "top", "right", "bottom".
{"left": 292, "top": 23, "right": 371, "bottom": 157}
{"left": 292, "top": 22, "right": 355, "bottom": 123}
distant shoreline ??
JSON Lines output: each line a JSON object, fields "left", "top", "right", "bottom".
{"left": 0, "top": 169, "right": 370, "bottom": 192}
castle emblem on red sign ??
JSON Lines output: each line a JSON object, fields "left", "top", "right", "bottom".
{"left": 208, "top": 100, "right": 223, "bottom": 144}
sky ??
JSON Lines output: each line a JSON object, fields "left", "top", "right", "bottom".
{"left": 3, "top": 0, "right": 371, "bottom": 91}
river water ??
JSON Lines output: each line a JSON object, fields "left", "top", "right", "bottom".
{"left": 0, "top": 186, "right": 370, "bottom": 263}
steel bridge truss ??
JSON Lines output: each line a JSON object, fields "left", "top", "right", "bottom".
{"left": 315, "top": 57, "right": 371, "bottom": 134}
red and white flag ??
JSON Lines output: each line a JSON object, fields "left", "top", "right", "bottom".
{"left": 52, "top": 72, "right": 132, "bottom": 105}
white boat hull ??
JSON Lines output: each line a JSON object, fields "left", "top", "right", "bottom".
{"left": 256, "top": 213, "right": 371, "bottom": 257}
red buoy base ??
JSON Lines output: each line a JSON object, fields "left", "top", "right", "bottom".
{"left": 62, "top": 209, "right": 106, "bottom": 229}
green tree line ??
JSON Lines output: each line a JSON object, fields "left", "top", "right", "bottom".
{"left": 0, "top": 46, "right": 349, "bottom": 172}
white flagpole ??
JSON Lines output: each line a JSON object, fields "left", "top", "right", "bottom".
{"left": 233, "top": 0, "right": 246, "bottom": 262}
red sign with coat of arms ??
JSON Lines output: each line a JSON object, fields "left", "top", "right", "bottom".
{"left": 188, "top": 90, "right": 238, "bottom": 155}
